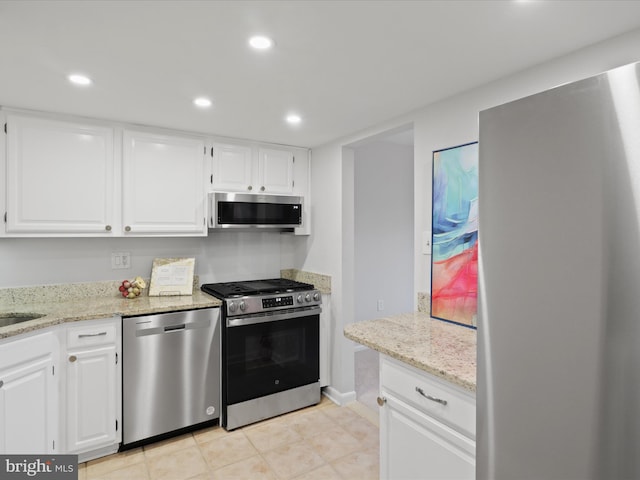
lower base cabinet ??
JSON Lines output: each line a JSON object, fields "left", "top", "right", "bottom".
{"left": 64, "top": 317, "right": 121, "bottom": 460}
{"left": 0, "top": 317, "right": 121, "bottom": 460}
{"left": 0, "top": 331, "right": 58, "bottom": 454}
{"left": 379, "top": 355, "right": 476, "bottom": 480}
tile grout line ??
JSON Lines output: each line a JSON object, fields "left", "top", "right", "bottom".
{"left": 84, "top": 399, "right": 379, "bottom": 480}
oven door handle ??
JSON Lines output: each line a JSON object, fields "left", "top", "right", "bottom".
{"left": 227, "top": 306, "right": 322, "bottom": 327}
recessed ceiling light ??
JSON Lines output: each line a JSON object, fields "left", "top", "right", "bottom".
{"left": 194, "top": 97, "right": 212, "bottom": 108}
{"left": 249, "top": 35, "right": 274, "bottom": 50}
{"left": 68, "top": 74, "right": 92, "bottom": 86}
{"left": 286, "top": 114, "right": 302, "bottom": 125}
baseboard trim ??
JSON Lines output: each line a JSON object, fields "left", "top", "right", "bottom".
{"left": 322, "top": 386, "right": 357, "bottom": 406}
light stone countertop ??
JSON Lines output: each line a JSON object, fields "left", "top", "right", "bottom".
{"left": 0, "top": 271, "right": 329, "bottom": 340}
{"left": 344, "top": 312, "right": 477, "bottom": 392}
{"left": 0, "top": 286, "right": 221, "bottom": 340}
{"left": 280, "top": 269, "right": 331, "bottom": 294}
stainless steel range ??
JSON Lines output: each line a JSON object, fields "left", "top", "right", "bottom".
{"left": 201, "top": 278, "right": 321, "bottom": 430}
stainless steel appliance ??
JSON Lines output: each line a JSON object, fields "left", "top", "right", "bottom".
{"left": 121, "top": 308, "right": 220, "bottom": 447}
{"left": 209, "top": 192, "right": 303, "bottom": 229}
{"left": 201, "top": 278, "right": 321, "bottom": 430}
{"left": 478, "top": 61, "right": 640, "bottom": 479}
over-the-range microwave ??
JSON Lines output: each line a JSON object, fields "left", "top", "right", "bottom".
{"left": 209, "top": 192, "right": 303, "bottom": 229}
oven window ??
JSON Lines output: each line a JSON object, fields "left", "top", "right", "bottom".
{"left": 225, "top": 315, "right": 319, "bottom": 405}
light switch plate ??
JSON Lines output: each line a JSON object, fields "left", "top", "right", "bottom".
{"left": 422, "top": 231, "right": 432, "bottom": 255}
{"left": 111, "top": 252, "right": 131, "bottom": 269}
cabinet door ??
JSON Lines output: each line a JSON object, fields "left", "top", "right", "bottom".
{"left": 0, "top": 332, "right": 58, "bottom": 454}
{"left": 66, "top": 344, "right": 117, "bottom": 453}
{"left": 258, "top": 147, "right": 294, "bottom": 193}
{"left": 5, "top": 114, "right": 115, "bottom": 234}
{"left": 380, "top": 392, "right": 475, "bottom": 480}
{"left": 122, "top": 130, "right": 207, "bottom": 235}
{"left": 210, "top": 143, "right": 253, "bottom": 192}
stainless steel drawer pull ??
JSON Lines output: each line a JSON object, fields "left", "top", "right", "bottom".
{"left": 78, "top": 332, "right": 107, "bottom": 338}
{"left": 415, "top": 386, "right": 448, "bottom": 405}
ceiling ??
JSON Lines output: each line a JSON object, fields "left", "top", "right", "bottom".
{"left": 2, "top": 1, "right": 640, "bottom": 148}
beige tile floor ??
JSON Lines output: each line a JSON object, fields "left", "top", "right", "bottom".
{"left": 78, "top": 396, "right": 379, "bottom": 480}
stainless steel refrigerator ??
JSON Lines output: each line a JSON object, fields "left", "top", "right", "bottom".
{"left": 478, "top": 61, "right": 640, "bottom": 480}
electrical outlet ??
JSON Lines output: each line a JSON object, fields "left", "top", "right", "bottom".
{"left": 377, "top": 299, "right": 384, "bottom": 311}
{"left": 111, "top": 252, "right": 131, "bottom": 269}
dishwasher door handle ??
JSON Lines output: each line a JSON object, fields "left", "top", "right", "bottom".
{"left": 133, "top": 317, "right": 210, "bottom": 337}
{"left": 164, "top": 324, "right": 186, "bottom": 332}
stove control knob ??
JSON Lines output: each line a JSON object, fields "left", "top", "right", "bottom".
{"left": 313, "top": 292, "right": 320, "bottom": 302}
{"left": 305, "top": 293, "right": 311, "bottom": 302}
{"left": 297, "top": 294, "right": 304, "bottom": 304}
{"left": 228, "top": 301, "right": 237, "bottom": 313}
{"left": 239, "top": 301, "right": 247, "bottom": 311}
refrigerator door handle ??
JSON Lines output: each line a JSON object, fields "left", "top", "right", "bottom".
{"left": 415, "top": 386, "right": 448, "bottom": 406}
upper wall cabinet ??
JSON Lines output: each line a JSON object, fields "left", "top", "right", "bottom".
{"left": 122, "top": 130, "right": 207, "bottom": 236}
{"left": 5, "top": 113, "right": 116, "bottom": 235}
{"left": 210, "top": 143, "right": 253, "bottom": 192}
{"left": 210, "top": 143, "right": 294, "bottom": 194}
{"left": 258, "top": 147, "right": 294, "bottom": 193}
{"left": 1, "top": 108, "right": 310, "bottom": 237}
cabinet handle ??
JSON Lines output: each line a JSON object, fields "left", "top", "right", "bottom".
{"left": 125, "top": 226, "right": 131, "bottom": 232}
{"left": 105, "top": 225, "right": 112, "bottom": 232}
{"left": 0, "top": 380, "right": 3, "bottom": 388}
{"left": 260, "top": 186, "right": 265, "bottom": 192}
{"left": 78, "top": 332, "right": 107, "bottom": 338}
{"left": 247, "top": 185, "right": 253, "bottom": 191}
{"left": 69, "top": 355, "right": 77, "bottom": 363}
{"left": 376, "top": 396, "right": 387, "bottom": 407}
{"left": 415, "top": 386, "right": 448, "bottom": 405}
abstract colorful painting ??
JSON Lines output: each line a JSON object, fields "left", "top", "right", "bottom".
{"left": 431, "top": 142, "right": 478, "bottom": 328}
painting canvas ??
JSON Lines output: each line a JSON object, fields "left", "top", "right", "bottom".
{"left": 431, "top": 142, "right": 478, "bottom": 328}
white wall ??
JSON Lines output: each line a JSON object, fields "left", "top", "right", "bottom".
{"left": 0, "top": 232, "right": 304, "bottom": 288}
{"left": 354, "top": 141, "right": 414, "bottom": 322}
{"left": 306, "top": 27, "right": 640, "bottom": 399}
{"left": 299, "top": 142, "right": 356, "bottom": 401}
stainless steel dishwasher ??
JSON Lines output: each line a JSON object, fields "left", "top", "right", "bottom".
{"left": 122, "top": 308, "right": 220, "bottom": 447}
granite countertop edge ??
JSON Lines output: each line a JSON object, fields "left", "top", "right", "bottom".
{"left": 344, "top": 312, "right": 477, "bottom": 393}
{"left": 0, "top": 291, "right": 222, "bottom": 340}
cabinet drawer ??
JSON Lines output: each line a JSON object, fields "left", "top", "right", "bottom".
{"left": 66, "top": 322, "right": 116, "bottom": 348}
{"left": 381, "top": 356, "right": 475, "bottom": 438}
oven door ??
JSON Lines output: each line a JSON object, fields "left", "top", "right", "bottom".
{"left": 224, "top": 307, "right": 320, "bottom": 407}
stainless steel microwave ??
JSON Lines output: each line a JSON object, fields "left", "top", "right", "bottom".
{"left": 209, "top": 192, "right": 303, "bottom": 229}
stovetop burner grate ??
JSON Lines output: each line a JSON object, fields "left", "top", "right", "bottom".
{"left": 201, "top": 278, "right": 314, "bottom": 299}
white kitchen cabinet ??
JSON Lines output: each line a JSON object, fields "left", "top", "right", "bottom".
{"left": 0, "top": 330, "right": 59, "bottom": 454}
{"left": 4, "top": 112, "right": 116, "bottom": 235}
{"left": 210, "top": 143, "right": 253, "bottom": 192}
{"left": 379, "top": 355, "right": 475, "bottom": 480}
{"left": 63, "top": 317, "right": 121, "bottom": 461}
{"left": 2, "top": 108, "right": 313, "bottom": 237}
{"left": 122, "top": 129, "right": 207, "bottom": 235}
{"left": 257, "top": 147, "right": 294, "bottom": 193}
{"left": 210, "top": 142, "right": 294, "bottom": 194}
{"left": 0, "top": 317, "right": 122, "bottom": 460}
